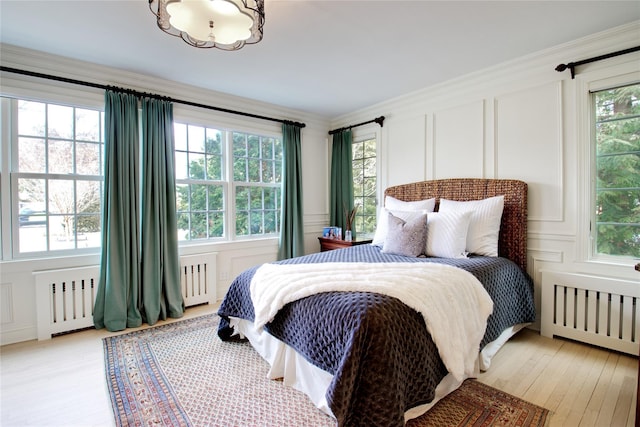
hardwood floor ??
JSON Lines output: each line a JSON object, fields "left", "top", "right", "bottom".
{"left": 1, "top": 304, "right": 637, "bottom": 426}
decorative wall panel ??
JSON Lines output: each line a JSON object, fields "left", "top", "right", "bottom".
{"left": 495, "top": 82, "right": 563, "bottom": 222}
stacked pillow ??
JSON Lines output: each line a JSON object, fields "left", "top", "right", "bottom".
{"left": 372, "top": 196, "right": 435, "bottom": 246}
{"left": 439, "top": 195, "right": 504, "bottom": 257}
{"left": 372, "top": 194, "right": 505, "bottom": 258}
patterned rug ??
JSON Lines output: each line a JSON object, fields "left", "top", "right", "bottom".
{"left": 103, "top": 314, "right": 549, "bottom": 427}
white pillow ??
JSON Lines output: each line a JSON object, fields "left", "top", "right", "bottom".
{"left": 424, "top": 211, "right": 472, "bottom": 259}
{"left": 385, "top": 195, "right": 436, "bottom": 212}
{"left": 372, "top": 208, "right": 429, "bottom": 246}
{"left": 438, "top": 195, "right": 505, "bottom": 256}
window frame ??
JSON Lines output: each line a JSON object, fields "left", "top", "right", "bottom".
{"left": 7, "top": 97, "right": 105, "bottom": 259}
{"left": 171, "top": 114, "right": 284, "bottom": 246}
{"left": 351, "top": 133, "right": 378, "bottom": 237}
{"left": 577, "top": 64, "right": 640, "bottom": 265}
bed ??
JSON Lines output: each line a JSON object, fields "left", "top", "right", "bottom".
{"left": 217, "top": 178, "right": 536, "bottom": 427}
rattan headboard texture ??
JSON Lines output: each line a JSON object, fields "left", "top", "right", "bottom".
{"left": 384, "top": 178, "right": 528, "bottom": 271}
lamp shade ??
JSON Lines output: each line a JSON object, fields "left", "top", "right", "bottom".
{"left": 149, "top": 0, "right": 264, "bottom": 50}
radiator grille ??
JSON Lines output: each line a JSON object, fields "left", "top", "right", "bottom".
{"left": 34, "top": 252, "right": 217, "bottom": 340}
{"left": 541, "top": 271, "right": 639, "bottom": 355}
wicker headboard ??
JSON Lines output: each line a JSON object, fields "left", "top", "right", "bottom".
{"left": 384, "top": 178, "right": 528, "bottom": 272}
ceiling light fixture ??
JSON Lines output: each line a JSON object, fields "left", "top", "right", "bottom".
{"left": 149, "top": 0, "right": 264, "bottom": 51}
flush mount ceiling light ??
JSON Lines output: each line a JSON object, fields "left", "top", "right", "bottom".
{"left": 149, "top": 0, "right": 264, "bottom": 50}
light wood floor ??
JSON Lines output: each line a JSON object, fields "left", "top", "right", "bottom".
{"left": 1, "top": 304, "right": 637, "bottom": 427}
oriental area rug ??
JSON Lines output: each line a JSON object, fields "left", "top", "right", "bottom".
{"left": 103, "top": 314, "right": 549, "bottom": 427}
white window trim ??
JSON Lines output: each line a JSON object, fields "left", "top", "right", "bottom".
{"left": 576, "top": 63, "right": 640, "bottom": 266}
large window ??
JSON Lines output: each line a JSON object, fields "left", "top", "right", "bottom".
{"left": 174, "top": 122, "right": 282, "bottom": 242}
{"left": 10, "top": 98, "right": 104, "bottom": 255}
{"left": 592, "top": 83, "right": 640, "bottom": 258}
{"left": 174, "top": 123, "right": 225, "bottom": 240}
{"left": 352, "top": 136, "right": 377, "bottom": 235}
{"left": 233, "top": 132, "right": 282, "bottom": 237}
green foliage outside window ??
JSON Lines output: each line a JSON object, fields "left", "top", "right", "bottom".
{"left": 175, "top": 125, "right": 282, "bottom": 241}
{"left": 594, "top": 83, "right": 640, "bottom": 258}
{"left": 175, "top": 124, "right": 225, "bottom": 240}
{"left": 352, "top": 138, "right": 377, "bottom": 235}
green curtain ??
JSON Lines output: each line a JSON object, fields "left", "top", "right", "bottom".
{"left": 329, "top": 129, "right": 355, "bottom": 239}
{"left": 140, "top": 98, "right": 184, "bottom": 324}
{"left": 277, "top": 123, "right": 305, "bottom": 260}
{"left": 94, "top": 90, "right": 142, "bottom": 331}
{"left": 94, "top": 92, "right": 184, "bottom": 332}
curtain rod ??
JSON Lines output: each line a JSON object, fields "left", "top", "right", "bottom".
{"left": 329, "top": 115, "right": 385, "bottom": 135}
{"left": 0, "top": 66, "right": 306, "bottom": 128}
{"left": 555, "top": 45, "right": 640, "bottom": 79}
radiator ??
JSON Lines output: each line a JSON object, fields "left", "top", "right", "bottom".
{"left": 179, "top": 253, "right": 217, "bottom": 307}
{"left": 541, "top": 271, "right": 639, "bottom": 355}
{"left": 34, "top": 252, "right": 217, "bottom": 340}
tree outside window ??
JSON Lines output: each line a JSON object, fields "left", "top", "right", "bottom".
{"left": 593, "top": 83, "right": 640, "bottom": 258}
{"left": 13, "top": 99, "right": 103, "bottom": 255}
{"left": 352, "top": 137, "right": 377, "bottom": 236}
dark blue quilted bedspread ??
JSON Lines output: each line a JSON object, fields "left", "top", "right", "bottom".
{"left": 217, "top": 244, "right": 535, "bottom": 427}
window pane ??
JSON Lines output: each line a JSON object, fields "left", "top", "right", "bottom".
{"left": 49, "top": 180, "right": 74, "bottom": 214}
{"left": 18, "top": 100, "right": 45, "bottom": 137}
{"left": 76, "top": 142, "right": 102, "bottom": 175}
{"left": 76, "top": 108, "right": 101, "bottom": 142}
{"left": 248, "top": 135, "right": 260, "bottom": 158}
{"left": 208, "top": 212, "right": 224, "bottom": 238}
{"left": 206, "top": 154, "right": 222, "bottom": 181}
{"left": 236, "top": 186, "right": 249, "bottom": 211}
{"left": 48, "top": 140, "right": 74, "bottom": 174}
{"left": 264, "top": 210, "right": 277, "bottom": 234}
{"left": 188, "top": 153, "right": 205, "bottom": 180}
{"left": 18, "top": 178, "right": 46, "bottom": 210}
{"left": 174, "top": 123, "right": 187, "bottom": 151}
{"left": 77, "top": 180, "right": 101, "bottom": 214}
{"left": 207, "top": 185, "right": 224, "bottom": 210}
{"left": 234, "top": 157, "right": 247, "bottom": 181}
{"left": 18, "top": 137, "right": 46, "bottom": 173}
{"left": 190, "top": 213, "right": 207, "bottom": 239}
{"left": 47, "top": 104, "right": 74, "bottom": 139}
{"left": 248, "top": 159, "right": 260, "bottom": 182}
{"left": 250, "top": 187, "right": 263, "bottom": 209}
{"left": 175, "top": 151, "right": 188, "bottom": 180}
{"left": 19, "top": 225, "right": 47, "bottom": 253}
{"left": 188, "top": 125, "right": 206, "bottom": 153}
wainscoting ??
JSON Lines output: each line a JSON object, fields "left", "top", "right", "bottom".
{"left": 33, "top": 252, "right": 217, "bottom": 340}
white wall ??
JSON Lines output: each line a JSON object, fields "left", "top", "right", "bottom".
{"left": 0, "top": 44, "right": 331, "bottom": 345}
{"left": 340, "top": 21, "right": 640, "bottom": 330}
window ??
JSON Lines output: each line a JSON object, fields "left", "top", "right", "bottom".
{"left": 592, "top": 83, "right": 640, "bottom": 258}
{"left": 3, "top": 95, "right": 283, "bottom": 258}
{"left": 352, "top": 137, "right": 377, "bottom": 235}
{"left": 10, "top": 98, "right": 104, "bottom": 255}
{"left": 174, "top": 122, "right": 282, "bottom": 241}
{"left": 233, "top": 132, "right": 282, "bottom": 237}
{"left": 174, "top": 123, "right": 225, "bottom": 240}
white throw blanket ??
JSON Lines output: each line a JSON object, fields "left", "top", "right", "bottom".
{"left": 250, "top": 262, "right": 494, "bottom": 381}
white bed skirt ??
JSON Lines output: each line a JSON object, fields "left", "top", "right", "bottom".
{"left": 229, "top": 317, "right": 529, "bottom": 422}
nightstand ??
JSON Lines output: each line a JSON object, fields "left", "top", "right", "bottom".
{"left": 318, "top": 237, "right": 373, "bottom": 252}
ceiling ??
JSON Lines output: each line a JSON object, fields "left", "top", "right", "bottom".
{"left": 1, "top": 1, "right": 639, "bottom": 118}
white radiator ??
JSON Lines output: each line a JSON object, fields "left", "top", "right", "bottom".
{"left": 541, "top": 271, "right": 639, "bottom": 355}
{"left": 34, "top": 266, "right": 100, "bottom": 341}
{"left": 34, "top": 252, "right": 217, "bottom": 340}
{"left": 179, "top": 253, "right": 217, "bottom": 307}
